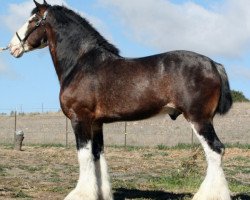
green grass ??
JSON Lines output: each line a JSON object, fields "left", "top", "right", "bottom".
{"left": 48, "top": 186, "right": 65, "bottom": 193}
{"left": 112, "top": 164, "right": 203, "bottom": 193}
{"left": 0, "top": 143, "right": 14, "bottom": 149}
{"left": 0, "top": 165, "right": 6, "bottom": 176}
{"left": 228, "top": 178, "right": 250, "bottom": 194}
{"left": 30, "top": 143, "right": 66, "bottom": 148}
{"left": 225, "top": 143, "right": 250, "bottom": 149}
{"left": 113, "top": 179, "right": 139, "bottom": 189}
{"left": 17, "top": 164, "right": 44, "bottom": 173}
{"left": 109, "top": 143, "right": 250, "bottom": 151}
{"left": 1, "top": 142, "right": 249, "bottom": 150}
{"left": 47, "top": 177, "right": 61, "bottom": 183}
{"left": 159, "top": 152, "right": 169, "bottom": 156}
{"left": 0, "top": 164, "right": 12, "bottom": 176}
{"left": 232, "top": 156, "right": 250, "bottom": 162}
{"left": 157, "top": 144, "right": 169, "bottom": 150}
{"left": 13, "top": 190, "right": 32, "bottom": 198}
{"left": 143, "top": 153, "right": 154, "bottom": 158}
{"left": 125, "top": 146, "right": 145, "bottom": 151}
{"left": 157, "top": 143, "right": 201, "bottom": 150}
{"left": 151, "top": 157, "right": 202, "bottom": 192}
{"left": 148, "top": 173, "right": 202, "bottom": 192}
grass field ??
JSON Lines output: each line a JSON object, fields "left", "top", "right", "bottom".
{"left": 0, "top": 144, "right": 249, "bottom": 200}
{"left": 0, "top": 103, "right": 249, "bottom": 199}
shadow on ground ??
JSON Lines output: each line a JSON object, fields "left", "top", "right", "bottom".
{"left": 233, "top": 194, "right": 250, "bottom": 200}
{"left": 113, "top": 188, "right": 192, "bottom": 200}
{"left": 114, "top": 188, "right": 250, "bottom": 200}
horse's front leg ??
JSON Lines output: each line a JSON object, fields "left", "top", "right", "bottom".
{"left": 92, "top": 123, "right": 113, "bottom": 200}
{"left": 65, "top": 120, "right": 98, "bottom": 200}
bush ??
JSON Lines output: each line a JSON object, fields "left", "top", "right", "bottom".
{"left": 231, "top": 90, "right": 249, "bottom": 102}
{"left": 10, "top": 111, "right": 16, "bottom": 116}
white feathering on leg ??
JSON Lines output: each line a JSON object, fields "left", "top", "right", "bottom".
{"left": 65, "top": 141, "right": 98, "bottom": 200}
{"left": 190, "top": 123, "right": 231, "bottom": 200}
{"left": 95, "top": 154, "right": 113, "bottom": 200}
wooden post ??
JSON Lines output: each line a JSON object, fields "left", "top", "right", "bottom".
{"left": 13, "top": 111, "right": 17, "bottom": 145}
{"left": 15, "top": 130, "right": 24, "bottom": 151}
{"left": 124, "top": 122, "right": 127, "bottom": 148}
{"left": 191, "top": 129, "right": 194, "bottom": 147}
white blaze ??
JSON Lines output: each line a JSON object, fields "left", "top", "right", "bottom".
{"left": 9, "top": 15, "right": 36, "bottom": 58}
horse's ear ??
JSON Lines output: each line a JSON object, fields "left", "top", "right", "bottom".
{"left": 43, "top": 0, "right": 48, "bottom": 5}
{"left": 33, "top": 0, "right": 41, "bottom": 7}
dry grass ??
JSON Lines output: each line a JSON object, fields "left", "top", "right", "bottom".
{"left": 0, "top": 145, "right": 249, "bottom": 200}
{"left": 0, "top": 103, "right": 249, "bottom": 199}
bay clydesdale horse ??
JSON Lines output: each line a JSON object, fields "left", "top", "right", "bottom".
{"left": 9, "top": 1, "right": 232, "bottom": 200}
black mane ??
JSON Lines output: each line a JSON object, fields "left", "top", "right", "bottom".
{"left": 31, "top": 5, "right": 122, "bottom": 84}
{"left": 31, "top": 5, "right": 120, "bottom": 55}
{"left": 54, "top": 6, "right": 119, "bottom": 55}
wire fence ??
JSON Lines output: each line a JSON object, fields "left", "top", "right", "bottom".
{"left": 0, "top": 103, "right": 250, "bottom": 147}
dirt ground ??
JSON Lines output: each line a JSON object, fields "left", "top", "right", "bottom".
{"left": 0, "top": 145, "right": 249, "bottom": 200}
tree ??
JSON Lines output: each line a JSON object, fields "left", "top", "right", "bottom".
{"left": 10, "top": 111, "right": 16, "bottom": 116}
{"left": 231, "top": 90, "right": 249, "bottom": 102}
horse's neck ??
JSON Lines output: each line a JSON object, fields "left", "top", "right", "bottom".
{"left": 46, "top": 23, "right": 90, "bottom": 83}
{"left": 46, "top": 23, "right": 118, "bottom": 84}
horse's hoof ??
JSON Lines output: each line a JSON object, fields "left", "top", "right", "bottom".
{"left": 64, "top": 189, "right": 97, "bottom": 200}
{"left": 192, "top": 191, "right": 231, "bottom": 200}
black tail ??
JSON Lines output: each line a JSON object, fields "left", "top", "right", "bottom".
{"left": 215, "top": 63, "right": 233, "bottom": 115}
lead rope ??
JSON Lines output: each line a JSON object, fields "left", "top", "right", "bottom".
{"left": 0, "top": 46, "right": 9, "bottom": 52}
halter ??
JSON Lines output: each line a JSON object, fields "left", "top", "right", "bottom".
{"left": 16, "top": 10, "right": 48, "bottom": 48}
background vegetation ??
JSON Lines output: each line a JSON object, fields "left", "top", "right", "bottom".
{"left": 231, "top": 90, "right": 249, "bottom": 102}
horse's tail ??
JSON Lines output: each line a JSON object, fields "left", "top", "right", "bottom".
{"left": 214, "top": 63, "right": 233, "bottom": 115}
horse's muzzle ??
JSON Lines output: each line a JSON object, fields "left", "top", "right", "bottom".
{"left": 9, "top": 44, "right": 24, "bottom": 58}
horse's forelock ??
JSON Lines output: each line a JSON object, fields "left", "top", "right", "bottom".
{"left": 30, "top": 4, "right": 51, "bottom": 16}
{"left": 31, "top": 7, "right": 39, "bottom": 16}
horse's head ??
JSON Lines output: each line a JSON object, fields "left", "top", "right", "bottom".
{"left": 9, "top": 0, "right": 50, "bottom": 58}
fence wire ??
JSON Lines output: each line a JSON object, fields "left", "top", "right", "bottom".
{"left": 0, "top": 103, "right": 249, "bottom": 147}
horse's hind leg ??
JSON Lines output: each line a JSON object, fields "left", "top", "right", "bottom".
{"left": 93, "top": 123, "right": 113, "bottom": 200}
{"left": 65, "top": 120, "right": 98, "bottom": 200}
{"left": 190, "top": 121, "right": 231, "bottom": 200}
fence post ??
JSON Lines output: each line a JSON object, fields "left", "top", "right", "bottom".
{"left": 14, "top": 130, "right": 24, "bottom": 151}
{"left": 191, "top": 129, "right": 194, "bottom": 147}
{"left": 13, "top": 111, "right": 17, "bottom": 145}
{"left": 124, "top": 122, "right": 127, "bottom": 148}
{"left": 66, "top": 117, "right": 69, "bottom": 148}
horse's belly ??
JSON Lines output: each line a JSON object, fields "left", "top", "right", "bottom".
{"left": 96, "top": 102, "right": 181, "bottom": 123}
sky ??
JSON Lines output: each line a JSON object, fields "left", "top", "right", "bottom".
{"left": 0, "top": 0, "right": 250, "bottom": 113}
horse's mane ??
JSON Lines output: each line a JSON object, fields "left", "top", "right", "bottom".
{"left": 31, "top": 5, "right": 120, "bottom": 56}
